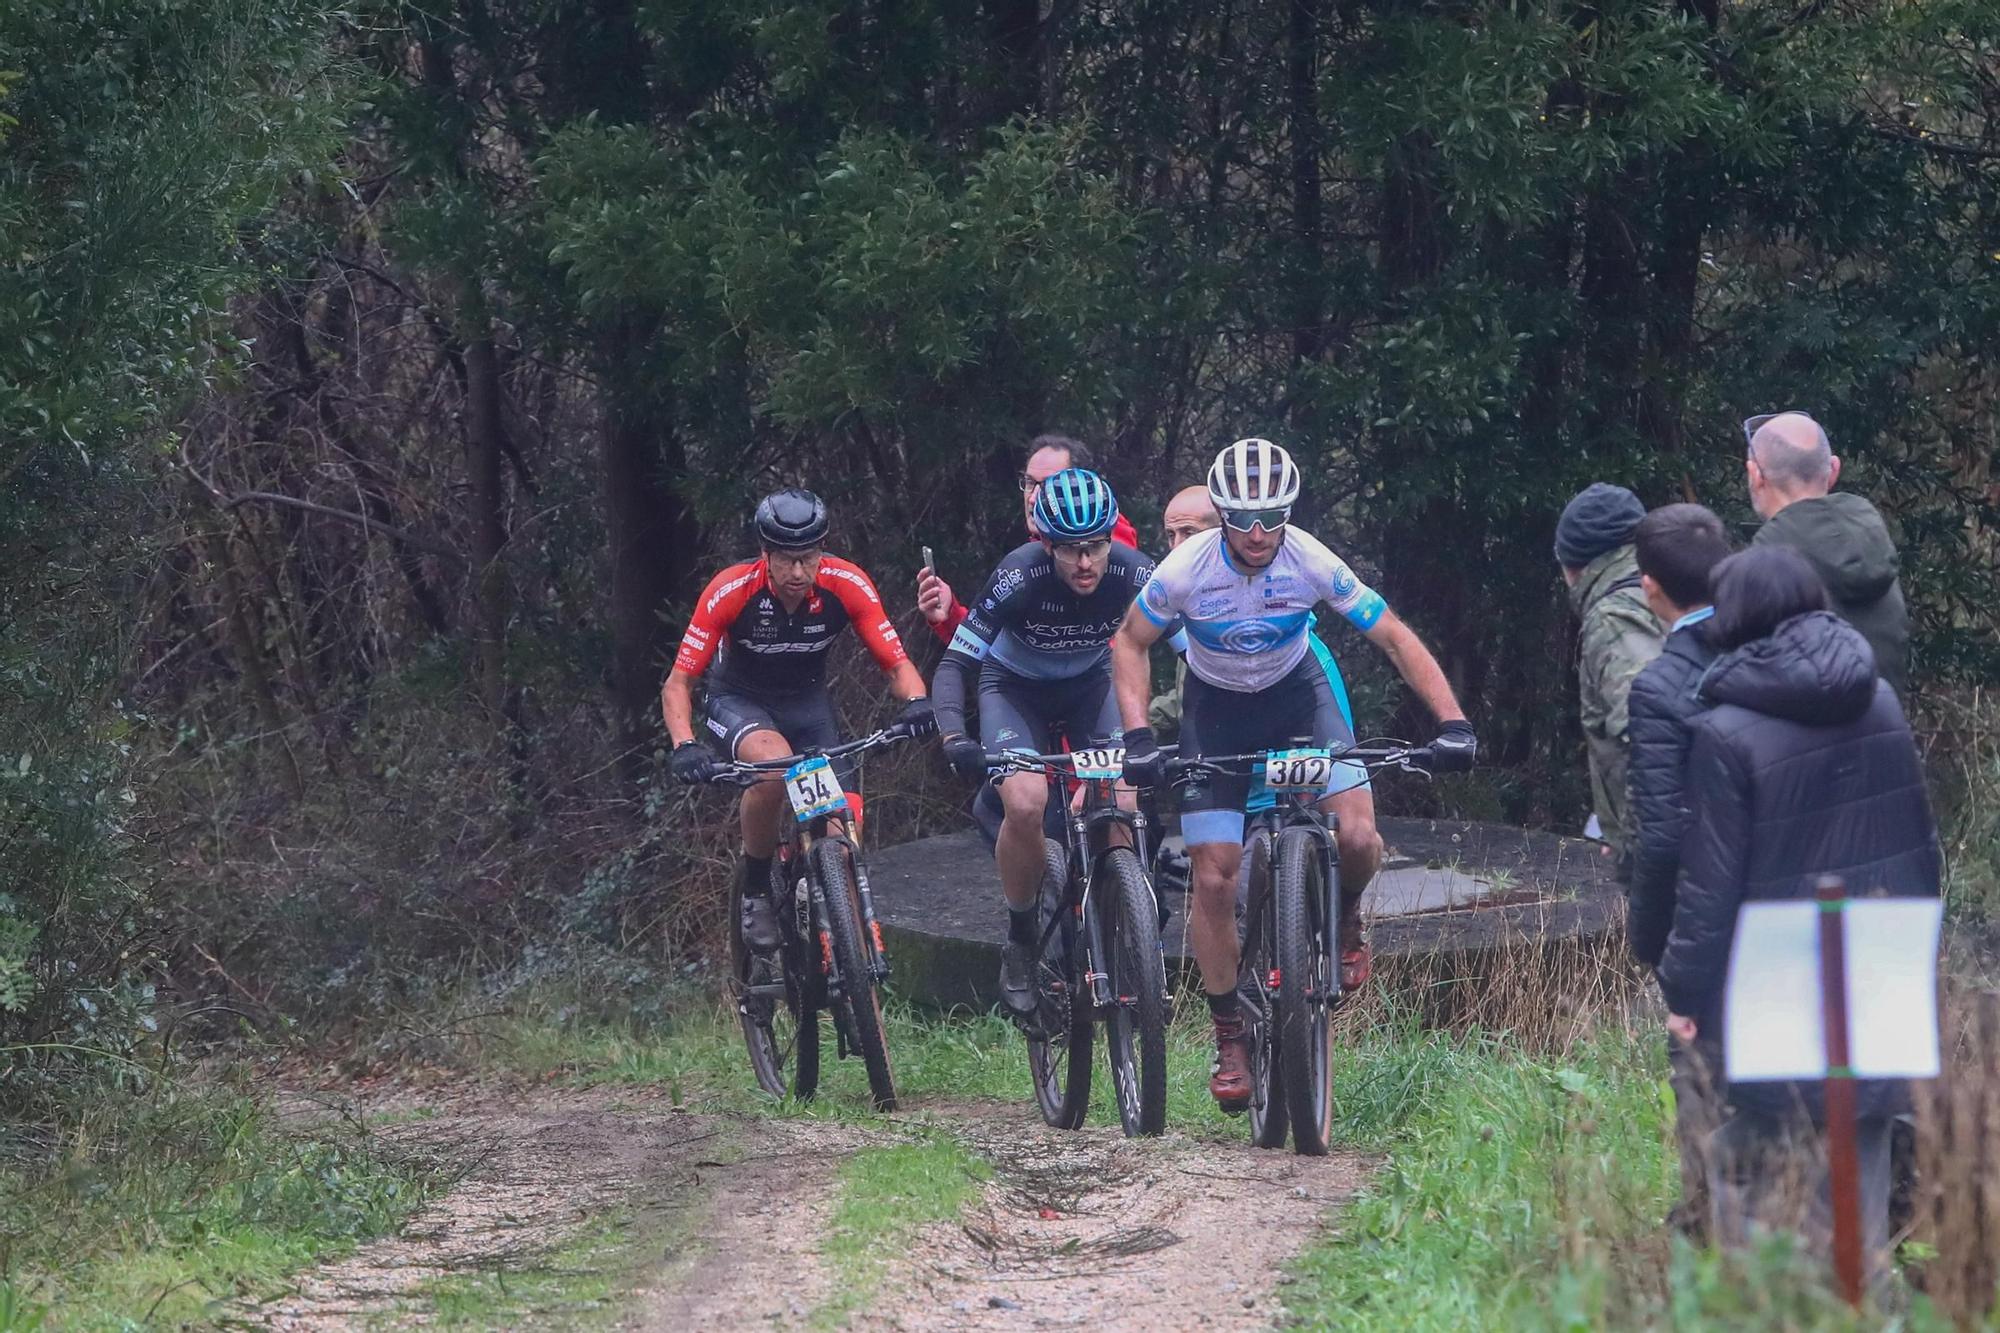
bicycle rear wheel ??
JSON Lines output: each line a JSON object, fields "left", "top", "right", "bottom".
{"left": 1238, "top": 829, "right": 1288, "bottom": 1150}
{"left": 1026, "top": 839, "right": 1092, "bottom": 1130}
{"left": 732, "top": 866, "right": 820, "bottom": 1102}
{"left": 1276, "top": 825, "right": 1337, "bottom": 1155}
{"left": 812, "top": 838, "right": 897, "bottom": 1111}
{"left": 1100, "top": 846, "right": 1168, "bottom": 1138}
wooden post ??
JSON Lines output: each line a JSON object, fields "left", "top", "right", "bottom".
{"left": 1816, "top": 874, "right": 1864, "bottom": 1307}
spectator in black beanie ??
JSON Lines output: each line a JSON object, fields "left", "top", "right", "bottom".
{"left": 1555, "top": 483, "right": 1664, "bottom": 863}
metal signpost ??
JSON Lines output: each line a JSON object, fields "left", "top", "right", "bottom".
{"left": 1724, "top": 876, "right": 1944, "bottom": 1309}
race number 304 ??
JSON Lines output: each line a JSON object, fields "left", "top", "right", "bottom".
{"left": 785, "top": 756, "right": 848, "bottom": 822}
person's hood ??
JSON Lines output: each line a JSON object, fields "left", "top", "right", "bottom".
{"left": 1567, "top": 544, "right": 1640, "bottom": 615}
{"left": 1700, "top": 611, "right": 1878, "bottom": 724}
{"left": 1759, "top": 493, "right": 1900, "bottom": 604}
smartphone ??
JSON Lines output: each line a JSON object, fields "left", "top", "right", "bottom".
{"left": 921, "top": 545, "right": 935, "bottom": 572}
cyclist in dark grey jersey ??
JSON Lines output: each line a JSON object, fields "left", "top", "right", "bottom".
{"left": 933, "top": 469, "right": 1161, "bottom": 1015}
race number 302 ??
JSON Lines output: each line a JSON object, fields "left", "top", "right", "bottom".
{"left": 1263, "top": 748, "right": 1332, "bottom": 792}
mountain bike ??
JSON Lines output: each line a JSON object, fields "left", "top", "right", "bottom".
{"left": 1167, "top": 742, "right": 1434, "bottom": 1155}
{"left": 707, "top": 726, "right": 913, "bottom": 1111}
{"left": 983, "top": 745, "right": 1168, "bottom": 1137}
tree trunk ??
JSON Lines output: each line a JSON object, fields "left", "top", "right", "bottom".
{"left": 1288, "top": 0, "right": 1325, "bottom": 369}
{"left": 189, "top": 484, "right": 305, "bottom": 799}
{"left": 462, "top": 332, "right": 510, "bottom": 720}
{"left": 601, "top": 326, "right": 697, "bottom": 761}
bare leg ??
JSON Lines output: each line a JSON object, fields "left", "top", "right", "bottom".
{"left": 736, "top": 729, "right": 793, "bottom": 858}
{"left": 1188, "top": 841, "right": 1245, "bottom": 995}
{"left": 995, "top": 771, "right": 1050, "bottom": 911}
{"left": 1322, "top": 786, "right": 1383, "bottom": 900}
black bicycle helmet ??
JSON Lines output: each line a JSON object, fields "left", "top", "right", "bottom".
{"left": 753, "top": 488, "right": 829, "bottom": 550}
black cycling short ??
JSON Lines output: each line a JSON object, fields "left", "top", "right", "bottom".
{"left": 1177, "top": 654, "right": 1354, "bottom": 846}
{"left": 701, "top": 687, "right": 856, "bottom": 789}
{"left": 977, "top": 663, "right": 1121, "bottom": 755}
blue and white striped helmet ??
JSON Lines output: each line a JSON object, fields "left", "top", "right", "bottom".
{"left": 1033, "top": 468, "right": 1119, "bottom": 541}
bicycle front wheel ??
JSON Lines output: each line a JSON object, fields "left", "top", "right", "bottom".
{"left": 1275, "top": 825, "right": 1337, "bottom": 1155}
{"left": 1099, "top": 846, "right": 1168, "bottom": 1138}
{"left": 732, "top": 867, "right": 819, "bottom": 1103}
{"left": 812, "top": 838, "right": 897, "bottom": 1112}
{"left": 1238, "top": 828, "right": 1288, "bottom": 1150}
{"left": 1026, "top": 839, "right": 1092, "bottom": 1130}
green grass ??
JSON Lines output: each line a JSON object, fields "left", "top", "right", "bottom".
{"left": 1285, "top": 1015, "right": 1978, "bottom": 1331}
{"left": 0, "top": 1085, "right": 447, "bottom": 1330}
{"left": 455, "top": 980, "right": 1259, "bottom": 1138}
{"left": 409, "top": 1212, "right": 642, "bottom": 1329}
{"left": 812, "top": 1132, "right": 991, "bottom": 1329}
{"left": 1287, "top": 1020, "right": 1674, "bottom": 1330}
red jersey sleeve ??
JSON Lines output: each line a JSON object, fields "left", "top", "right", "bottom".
{"left": 928, "top": 595, "right": 969, "bottom": 645}
{"left": 1112, "top": 513, "right": 1139, "bottom": 549}
{"left": 672, "top": 561, "right": 764, "bottom": 677}
{"left": 818, "top": 557, "right": 910, "bottom": 673}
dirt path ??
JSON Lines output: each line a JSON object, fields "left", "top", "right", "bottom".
{"left": 252, "top": 1082, "right": 1369, "bottom": 1330}
{"left": 877, "top": 1099, "right": 1367, "bottom": 1331}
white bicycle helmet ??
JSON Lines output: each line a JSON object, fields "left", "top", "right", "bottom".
{"left": 1207, "top": 437, "right": 1301, "bottom": 511}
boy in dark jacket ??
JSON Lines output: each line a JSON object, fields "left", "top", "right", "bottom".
{"left": 1659, "top": 547, "right": 1940, "bottom": 1277}
{"left": 1627, "top": 504, "right": 1734, "bottom": 966}
{"left": 1624, "top": 503, "right": 1733, "bottom": 1239}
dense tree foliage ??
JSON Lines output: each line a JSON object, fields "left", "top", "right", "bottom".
{"left": 3, "top": 0, "right": 1997, "bottom": 1027}
{"left": 0, "top": 0, "right": 346, "bottom": 1080}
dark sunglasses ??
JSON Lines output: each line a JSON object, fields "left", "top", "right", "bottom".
{"left": 1221, "top": 506, "right": 1290, "bottom": 533}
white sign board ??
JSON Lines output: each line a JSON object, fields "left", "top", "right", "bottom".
{"left": 1723, "top": 898, "right": 1943, "bottom": 1084}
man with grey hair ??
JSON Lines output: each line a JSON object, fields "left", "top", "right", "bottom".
{"left": 1743, "top": 411, "right": 1909, "bottom": 692}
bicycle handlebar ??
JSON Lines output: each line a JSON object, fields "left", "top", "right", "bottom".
{"left": 704, "top": 726, "right": 915, "bottom": 787}
{"left": 978, "top": 739, "right": 1434, "bottom": 783}
{"left": 979, "top": 748, "right": 1122, "bottom": 776}
{"left": 1163, "top": 740, "right": 1436, "bottom": 782}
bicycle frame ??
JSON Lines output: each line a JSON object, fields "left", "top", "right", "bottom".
{"left": 716, "top": 730, "right": 905, "bottom": 996}
{"left": 987, "top": 752, "right": 1160, "bottom": 1014}
{"left": 1171, "top": 742, "right": 1433, "bottom": 1006}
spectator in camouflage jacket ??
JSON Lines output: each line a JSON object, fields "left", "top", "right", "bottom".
{"left": 1556, "top": 483, "right": 1665, "bottom": 860}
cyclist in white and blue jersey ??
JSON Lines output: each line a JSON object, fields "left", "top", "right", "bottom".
{"left": 1112, "top": 438, "right": 1477, "bottom": 1113}
{"left": 1150, "top": 485, "right": 1380, "bottom": 986}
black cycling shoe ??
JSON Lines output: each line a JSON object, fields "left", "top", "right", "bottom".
{"left": 740, "top": 892, "right": 781, "bottom": 954}
{"left": 998, "top": 941, "right": 1038, "bottom": 1016}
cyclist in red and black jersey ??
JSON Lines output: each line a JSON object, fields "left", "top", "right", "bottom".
{"left": 663, "top": 489, "right": 935, "bottom": 951}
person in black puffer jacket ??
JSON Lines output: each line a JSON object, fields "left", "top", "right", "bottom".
{"left": 1658, "top": 547, "right": 1941, "bottom": 1274}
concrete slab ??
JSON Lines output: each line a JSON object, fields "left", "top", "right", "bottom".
{"left": 1362, "top": 863, "right": 1493, "bottom": 917}
{"left": 865, "top": 815, "right": 1621, "bottom": 1013}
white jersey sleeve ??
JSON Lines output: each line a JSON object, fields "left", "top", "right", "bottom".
{"left": 1285, "top": 529, "right": 1387, "bottom": 632}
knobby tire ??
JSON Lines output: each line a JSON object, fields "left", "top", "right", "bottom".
{"left": 1239, "top": 828, "right": 1289, "bottom": 1150}
{"left": 1275, "top": 825, "right": 1336, "bottom": 1156}
{"left": 1027, "top": 838, "right": 1092, "bottom": 1130}
{"left": 1100, "top": 846, "right": 1168, "bottom": 1137}
{"left": 733, "top": 863, "right": 819, "bottom": 1103}
{"left": 811, "top": 837, "right": 897, "bottom": 1111}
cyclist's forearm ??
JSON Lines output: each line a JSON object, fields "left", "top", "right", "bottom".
{"left": 661, "top": 670, "right": 699, "bottom": 745}
{"left": 1111, "top": 620, "right": 1155, "bottom": 732}
{"left": 886, "top": 659, "right": 927, "bottom": 702}
{"left": 1369, "top": 614, "right": 1465, "bottom": 723}
{"left": 931, "top": 655, "right": 973, "bottom": 737}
